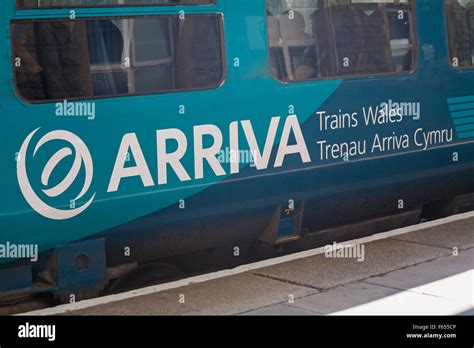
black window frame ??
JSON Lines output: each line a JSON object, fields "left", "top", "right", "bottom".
{"left": 265, "top": 0, "right": 419, "bottom": 83}
{"left": 444, "top": 0, "right": 474, "bottom": 71}
{"left": 11, "top": 13, "right": 227, "bottom": 104}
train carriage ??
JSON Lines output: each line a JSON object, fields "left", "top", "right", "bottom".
{"left": 1, "top": 0, "right": 474, "bottom": 310}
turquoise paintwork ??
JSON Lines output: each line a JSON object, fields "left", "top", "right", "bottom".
{"left": 0, "top": 0, "right": 341, "bottom": 257}
{"left": 448, "top": 95, "right": 474, "bottom": 137}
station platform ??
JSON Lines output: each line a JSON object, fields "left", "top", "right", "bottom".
{"left": 23, "top": 214, "right": 474, "bottom": 316}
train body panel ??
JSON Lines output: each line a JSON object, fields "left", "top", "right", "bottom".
{"left": 1, "top": 0, "right": 473, "bottom": 300}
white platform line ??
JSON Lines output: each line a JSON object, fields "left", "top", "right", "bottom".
{"left": 19, "top": 210, "right": 474, "bottom": 316}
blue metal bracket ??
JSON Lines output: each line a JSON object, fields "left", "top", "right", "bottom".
{"left": 55, "top": 238, "right": 107, "bottom": 294}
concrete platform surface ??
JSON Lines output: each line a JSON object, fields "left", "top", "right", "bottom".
{"left": 26, "top": 215, "right": 474, "bottom": 316}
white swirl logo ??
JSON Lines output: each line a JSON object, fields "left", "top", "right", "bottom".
{"left": 17, "top": 128, "right": 95, "bottom": 220}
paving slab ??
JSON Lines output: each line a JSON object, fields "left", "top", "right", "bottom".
{"left": 392, "top": 218, "right": 474, "bottom": 250}
{"left": 461, "top": 308, "right": 474, "bottom": 315}
{"left": 241, "top": 303, "right": 321, "bottom": 316}
{"left": 251, "top": 239, "right": 451, "bottom": 290}
{"left": 324, "top": 285, "right": 468, "bottom": 316}
{"left": 289, "top": 282, "right": 401, "bottom": 314}
{"left": 68, "top": 273, "right": 318, "bottom": 316}
{"left": 366, "top": 249, "right": 474, "bottom": 302}
{"left": 289, "top": 251, "right": 473, "bottom": 315}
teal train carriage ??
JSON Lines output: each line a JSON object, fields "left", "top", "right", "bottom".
{"left": 1, "top": 0, "right": 474, "bottom": 308}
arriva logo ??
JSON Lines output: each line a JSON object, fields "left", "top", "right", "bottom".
{"left": 16, "top": 116, "right": 311, "bottom": 219}
{"left": 17, "top": 128, "right": 95, "bottom": 220}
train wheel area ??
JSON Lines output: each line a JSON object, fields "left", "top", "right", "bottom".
{"left": 22, "top": 212, "right": 473, "bottom": 316}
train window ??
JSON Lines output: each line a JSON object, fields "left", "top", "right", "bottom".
{"left": 17, "top": 0, "right": 214, "bottom": 9}
{"left": 12, "top": 15, "right": 224, "bottom": 102}
{"left": 445, "top": 0, "right": 474, "bottom": 68}
{"left": 266, "top": 0, "right": 416, "bottom": 81}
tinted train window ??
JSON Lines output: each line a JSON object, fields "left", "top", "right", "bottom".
{"left": 13, "top": 15, "right": 224, "bottom": 102}
{"left": 18, "top": 0, "right": 214, "bottom": 9}
{"left": 445, "top": 0, "right": 474, "bottom": 68}
{"left": 266, "top": 0, "right": 416, "bottom": 81}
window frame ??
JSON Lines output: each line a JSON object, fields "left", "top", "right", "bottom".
{"left": 17, "top": 0, "right": 216, "bottom": 10}
{"left": 264, "top": 0, "right": 419, "bottom": 84}
{"left": 444, "top": 0, "right": 474, "bottom": 71}
{"left": 11, "top": 12, "right": 227, "bottom": 104}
